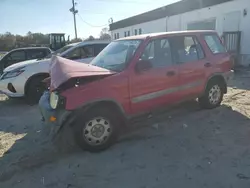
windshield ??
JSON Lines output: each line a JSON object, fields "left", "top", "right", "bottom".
{"left": 90, "top": 40, "right": 142, "bottom": 72}
{"left": 45, "top": 45, "right": 73, "bottom": 58}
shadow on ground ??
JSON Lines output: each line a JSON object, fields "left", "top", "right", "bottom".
{"left": 0, "top": 99, "right": 250, "bottom": 187}
{"left": 0, "top": 73, "right": 250, "bottom": 188}
{"left": 228, "top": 71, "right": 250, "bottom": 90}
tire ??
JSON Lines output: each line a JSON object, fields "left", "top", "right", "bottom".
{"left": 25, "top": 76, "right": 48, "bottom": 104}
{"left": 198, "top": 80, "right": 224, "bottom": 109}
{"left": 73, "top": 106, "right": 120, "bottom": 152}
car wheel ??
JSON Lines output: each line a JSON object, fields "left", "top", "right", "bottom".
{"left": 73, "top": 106, "right": 119, "bottom": 152}
{"left": 26, "top": 76, "right": 48, "bottom": 104}
{"left": 199, "top": 80, "right": 224, "bottom": 109}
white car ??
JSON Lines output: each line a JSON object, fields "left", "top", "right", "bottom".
{"left": 0, "top": 40, "right": 110, "bottom": 103}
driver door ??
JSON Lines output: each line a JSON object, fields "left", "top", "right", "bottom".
{"left": 130, "top": 37, "right": 179, "bottom": 114}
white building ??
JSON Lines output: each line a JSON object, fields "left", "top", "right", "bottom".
{"left": 109, "top": 0, "right": 250, "bottom": 66}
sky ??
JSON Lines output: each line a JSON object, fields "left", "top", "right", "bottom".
{"left": 0, "top": 0, "right": 179, "bottom": 39}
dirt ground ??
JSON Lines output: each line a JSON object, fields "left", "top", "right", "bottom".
{"left": 1, "top": 72, "right": 250, "bottom": 188}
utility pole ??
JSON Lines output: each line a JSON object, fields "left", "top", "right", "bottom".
{"left": 69, "top": 0, "right": 78, "bottom": 39}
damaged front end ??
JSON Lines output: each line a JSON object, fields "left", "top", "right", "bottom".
{"left": 38, "top": 56, "right": 115, "bottom": 136}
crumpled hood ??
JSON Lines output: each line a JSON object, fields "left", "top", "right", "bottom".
{"left": 50, "top": 56, "right": 115, "bottom": 90}
{"left": 4, "top": 58, "right": 50, "bottom": 72}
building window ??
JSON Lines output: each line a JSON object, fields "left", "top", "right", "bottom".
{"left": 114, "top": 33, "right": 119, "bottom": 39}
{"left": 134, "top": 29, "right": 137, "bottom": 35}
{"left": 114, "top": 33, "right": 117, "bottom": 39}
{"left": 127, "top": 31, "right": 130, "bottom": 36}
{"left": 139, "top": 28, "right": 142, "bottom": 35}
{"left": 124, "top": 31, "right": 127, "bottom": 37}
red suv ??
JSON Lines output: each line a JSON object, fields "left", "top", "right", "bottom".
{"left": 39, "top": 31, "right": 233, "bottom": 152}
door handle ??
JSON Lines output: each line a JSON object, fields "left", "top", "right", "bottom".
{"left": 204, "top": 62, "right": 211, "bottom": 67}
{"left": 166, "top": 71, "right": 175, "bottom": 76}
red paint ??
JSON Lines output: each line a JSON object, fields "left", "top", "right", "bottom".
{"left": 59, "top": 31, "right": 231, "bottom": 117}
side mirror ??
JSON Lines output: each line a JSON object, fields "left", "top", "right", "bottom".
{"left": 135, "top": 60, "right": 152, "bottom": 72}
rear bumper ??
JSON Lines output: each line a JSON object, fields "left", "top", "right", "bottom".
{"left": 223, "top": 70, "right": 234, "bottom": 83}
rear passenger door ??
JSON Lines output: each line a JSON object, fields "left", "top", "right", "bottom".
{"left": 172, "top": 35, "right": 207, "bottom": 98}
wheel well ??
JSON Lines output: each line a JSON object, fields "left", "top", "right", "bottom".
{"left": 24, "top": 73, "right": 49, "bottom": 96}
{"left": 74, "top": 100, "right": 127, "bottom": 127}
{"left": 206, "top": 75, "right": 227, "bottom": 94}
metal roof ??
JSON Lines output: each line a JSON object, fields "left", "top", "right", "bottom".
{"left": 109, "top": 0, "right": 232, "bottom": 31}
{"left": 116, "top": 30, "right": 217, "bottom": 40}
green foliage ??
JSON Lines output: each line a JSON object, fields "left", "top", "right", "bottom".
{"left": 0, "top": 32, "right": 49, "bottom": 51}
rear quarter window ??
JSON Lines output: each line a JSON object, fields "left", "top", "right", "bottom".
{"left": 204, "top": 34, "right": 226, "bottom": 54}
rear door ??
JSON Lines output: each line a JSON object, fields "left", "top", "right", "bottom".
{"left": 172, "top": 35, "right": 206, "bottom": 98}
{"left": 130, "top": 37, "right": 179, "bottom": 114}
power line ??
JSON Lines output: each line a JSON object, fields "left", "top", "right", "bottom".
{"left": 77, "top": 13, "right": 108, "bottom": 28}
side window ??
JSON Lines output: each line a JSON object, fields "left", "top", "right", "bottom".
{"left": 140, "top": 38, "right": 173, "bottom": 68}
{"left": 64, "top": 48, "right": 81, "bottom": 60}
{"left": 193, "top": 37, "right": 205, "bottom": 59}
{"left": 27, "top": 50, "right": 45, "bottom": 59}
{"left": 46, "top": 49, "right": 52, "bottom": 56}
{"left": 8, "top": 51, "right": 26, "bottom": 61}
{"left": 204, "top": 34, "right": 226, "bottom": 54}
{"left": 80, "top": 46, "right": 94, "bottom": 58}
{"left": 94, "top": 44, "right": 108, "bottom": 56}
{"left": 173, "top": 36, "right": 200, "bottom": 64}
{"left": 139, "top": 29, "right": 142, "bottom": 35}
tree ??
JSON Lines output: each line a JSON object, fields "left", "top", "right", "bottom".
{"left": 70, "top": 38, "right": 82, "bottom": 43}
{"left": 100, "top": 28, "right": 111, "bottom": 40}
{"left": 84, "top": 35, "right": 95, "bottom": 41}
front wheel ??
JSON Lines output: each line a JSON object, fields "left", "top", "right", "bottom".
{"left": 198, "top": 81, "right": 224, "bottom": 109}
{"left": 26, "top": 76, "right": 47, "bottom": 104}
{"left": 73, "top": 107, "right": 119, "bottom": 152}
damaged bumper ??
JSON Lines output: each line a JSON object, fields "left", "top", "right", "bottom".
{"left": 39, "top": 91, "right": 73, "bottom": 130}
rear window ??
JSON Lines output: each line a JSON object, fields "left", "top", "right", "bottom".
{"left": 204, "top": 34, "right": 226, "bottom": 54}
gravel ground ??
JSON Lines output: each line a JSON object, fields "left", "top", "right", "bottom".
{"left": 1, "top": 73, "right": 250, "bottom": 188}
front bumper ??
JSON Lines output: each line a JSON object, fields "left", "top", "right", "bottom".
{"left": 39, "top": 91, "right": 72, "bottom": 127}
{"left": 0, "top": 75, "right": 26, "bottom": 97}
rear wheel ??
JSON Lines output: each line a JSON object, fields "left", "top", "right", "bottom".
{"left": 73, "top": 106, "right": 120, "bottom": 152}
{"left": 25, "top": 75, "right": 48, "bottom": 104}
{"left": 199, "top": 80, "right": 224, "bottom": 109}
